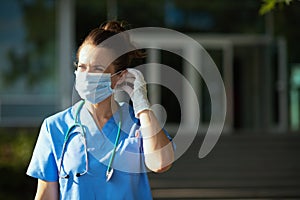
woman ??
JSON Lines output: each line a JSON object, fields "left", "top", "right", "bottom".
{"left": 27, "top": 21, "right": 174, "bottom": 200}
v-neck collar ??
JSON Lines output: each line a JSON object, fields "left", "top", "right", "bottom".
{"left": 79, "top": 102, "right": 121, "bottom": 142}
{"left": 69, "top": 101, "right": 147, "bottom": 174}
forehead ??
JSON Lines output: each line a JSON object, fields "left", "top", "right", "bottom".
{"left": 78, "top": 44, "right": 117, "bottom": 67}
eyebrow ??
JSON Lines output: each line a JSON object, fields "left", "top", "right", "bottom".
{"left": 92, "top": 65, "right": 106, "bottom": 69}
{"left": 77, "top": 63, "right": 106, "bottom": 69}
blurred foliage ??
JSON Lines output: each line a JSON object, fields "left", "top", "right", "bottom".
{"left": 0, "top": 127, "right": 38, "bottom": 199}
{"left": 259, "top": 0, "right": 294, "bottom": 15}
{"left": 2, "top": 0, "right": 55, "bottom": 87}
{"left": 0, "top": 128, "right": 38, "bottom": 169}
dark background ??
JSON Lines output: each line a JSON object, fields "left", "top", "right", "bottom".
{"left": 0, "top": 0, "right": 300, "bottom": 199}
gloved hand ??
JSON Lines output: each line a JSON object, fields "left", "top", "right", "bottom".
{"left": 120, "top": 68, "right": 151, "bottom": 118}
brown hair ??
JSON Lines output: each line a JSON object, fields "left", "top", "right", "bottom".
{"left": 76, "top": 20, "right": 145, "bottom": 72}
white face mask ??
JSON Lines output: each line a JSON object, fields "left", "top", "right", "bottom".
{"left": 75, "top": 71, "right": 115, "bottom": 104}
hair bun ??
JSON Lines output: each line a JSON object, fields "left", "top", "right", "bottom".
{"left": 100, "top": 20, "right": 128, "bottom": 33}
{"left": 77, "top": 20, "right": 145, "bottom": 72}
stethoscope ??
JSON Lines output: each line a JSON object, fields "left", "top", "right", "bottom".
{"left": 58, "top": 100, "right": 122, "bottom": 182}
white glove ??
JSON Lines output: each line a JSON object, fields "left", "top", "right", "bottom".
{"left": 121, "top": 68, "right": 151, "bottom": 118}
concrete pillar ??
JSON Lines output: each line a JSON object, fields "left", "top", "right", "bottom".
{"left": 57, "top": 0, "right": 75, "bottom": 109}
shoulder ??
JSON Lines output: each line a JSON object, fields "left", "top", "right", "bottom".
{"left": 43, "top": 101, "right": 82, "bottom": 132}
{"left": 45, "top": 107, "right": 73, "bottom": 126}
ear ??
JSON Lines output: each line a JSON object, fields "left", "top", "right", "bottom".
{"left": 118, "top": 69, "right": 128, "bottom": 83}
{"left": 112, "top": 69, "right": 128, "bottom": 89}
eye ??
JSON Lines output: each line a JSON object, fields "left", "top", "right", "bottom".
{"left": 94, "top": 66, "right": 105, "bottom": 72}
{"left": 77, "top": 64, "right": 87, "bottom": 71}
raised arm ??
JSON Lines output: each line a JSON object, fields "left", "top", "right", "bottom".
{"left": 121, "top": 68, "right": 175, "bottom": 172}
{"left": 139, "top": 110, "right": 174, "bottom": 172}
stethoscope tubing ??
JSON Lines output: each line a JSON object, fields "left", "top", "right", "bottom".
{"left": 58, "top": 100, "right": 122, "bottom": 181}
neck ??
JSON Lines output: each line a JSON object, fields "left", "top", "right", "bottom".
{"left": 86, "top": 95, "right": 119, "bottom": 126}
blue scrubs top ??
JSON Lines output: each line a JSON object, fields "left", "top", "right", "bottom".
{"left": 27, "top": 101, "right": 166, "bottom": 200}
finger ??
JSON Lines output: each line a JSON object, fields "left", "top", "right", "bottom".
{"left": 125, "top": 72, "right": 135, "bottom": 78}
{"left": 127, "top": 68, "right": 144, "bottom": 79}
{"left": 121, "top": 85, "right": 134, "bottom": 96}
{"left": 124, "top": 77, "right": 135, "bottom": 83}
{"left": 118, "top": 81, "right": 134, "bottom": 88}
{"left": 127, "top": 72, "right": 144, "bottom": 84}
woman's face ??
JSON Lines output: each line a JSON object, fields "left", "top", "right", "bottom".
{"left": 77, "top": 44, "right": 126, "bottom": 88}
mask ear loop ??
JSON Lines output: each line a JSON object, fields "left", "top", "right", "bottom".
{"left": 111, "top": 70, "right": 125, "bottom": 90}
{"left": 111, "top": 70, "right": 123, "bottom": 78}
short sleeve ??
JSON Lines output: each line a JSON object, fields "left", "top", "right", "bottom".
{"left": 26, "top": 119, "right": 59, "bottom": 182}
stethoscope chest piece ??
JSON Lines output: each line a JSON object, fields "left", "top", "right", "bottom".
{"left": 106, "top": 168, "right": 114, "bottom": 182}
